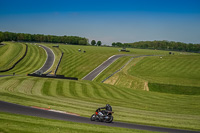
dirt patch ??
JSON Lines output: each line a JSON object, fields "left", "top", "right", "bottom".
{"left": 104, "top": 74, "right": 119, "bottom": 85}
{"left": 144, "top": 81, "right": 149, "bottom": 91}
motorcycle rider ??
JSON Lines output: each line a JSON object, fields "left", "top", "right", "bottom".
{"left": 96, "top": 104, "right": 112, "bottom": 119}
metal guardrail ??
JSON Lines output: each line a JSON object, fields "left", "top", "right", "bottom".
{"left": 54, "top": 52, "right": 64, "bottom": 75}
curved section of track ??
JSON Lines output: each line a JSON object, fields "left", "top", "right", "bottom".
{"left": 34, "top": 45, "right": 55, "bottom": 73}
{"left": 0, "top": 101, "right": 199, "bottom": 133}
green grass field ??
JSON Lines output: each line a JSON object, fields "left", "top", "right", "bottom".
{"left": 0, "top": 42, "right": 200, "bottom": 132}
{"left": 128, "top": 55, "right": 200, "bottom": 87}
{"left": 52, "top": 44, "right": 173, "bottom": 79}
{"left": 0, "top": 42, "right": 26, "bottom": 71}
{"left": 0, "top": 43, "right": 46, "bottom": 75}
{"left": 103, "top": 54, "right": 200, "bottom": 92}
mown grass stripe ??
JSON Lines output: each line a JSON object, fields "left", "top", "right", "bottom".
{"left": 16, "top": 79, "right": 35, "bottom": 94}
{"left": 61, "top": 81, "right": 70, "bottom": 97}
{"left": 11, "top": 44, "right": 36, "bottom": 73}
{"left": 0, "top": 79, "right": 21, "bottom": 92}
{"left": 0, "top": 43, "right": 9, "bottom": 56}
{"left": 0, "top": 42, "right": 25, "bottom": 70}
{"left": 80, "top": 83, "right": 90, "bottom": 97}
{"left": 110, "top": 86, "right": 132, "bottom": 99}
{"left": 32, "top": 78, "right": 46, "bottom": 96}
{"left": 19, "top": 44, "right": 42, "bottom": 73}
{"left": 20, "top": 44, "right": 45, "bottom": 74}
{"left": 89, "top": 82, "right": 103, "bottom": 98}
{"left": 56, "top": 80, "right": 64, "bottom": 96}
{"left": 101, "top": 84, "right": 123, "bottom": 99}
{"left": 48, "top": 80, "right": 58, "bottom": 97}
{"left": 69, "top": 81, "right": 78, "bottom": 97}
{"left": 42, "top": 80, "right": 51, "bottom": 96}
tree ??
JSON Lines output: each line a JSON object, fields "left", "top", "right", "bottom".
{"left": 97, "top": 41, "right": 102, "bottom": 46}
{"left": 116, "top": 42, "right": 123, "bottom": 47}
{"left": 91, "top": 40, "right": 96, "bottom": 45}
{"left": 0, "top": 31, "right": 4, "bottom": 42}
{"left": 79, "top": 39, "right": 87, "bottom": 45}
{"left": 112, "top": 42, "right": 116, "bottom": 47}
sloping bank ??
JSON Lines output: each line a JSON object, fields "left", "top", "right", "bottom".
{"left": 0, "top": 43, "right": 28, "bottom": 72}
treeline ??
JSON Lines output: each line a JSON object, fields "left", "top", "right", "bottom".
{"left": 0, "top": 31, "right": 88, "bottom": 45}
{"left": 112, "top": 40, "right": 200, "bottom": 52}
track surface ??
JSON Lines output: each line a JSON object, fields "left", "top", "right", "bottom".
{"left": 83, "top": 54, "right": 126, "bottom": 80}
{"left": 0, "top": 75, "right": 13, "bottom": 77}
{"left": 34, "top": 45, "right": 55, "bottom": 73}
{"left": 0, "top": 101, "right": 199, "bottom": 133}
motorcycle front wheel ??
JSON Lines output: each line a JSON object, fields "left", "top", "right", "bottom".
{"left": 105, "top": 116, "right": 113, "bottom": 123}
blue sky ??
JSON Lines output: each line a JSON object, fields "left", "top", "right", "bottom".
{"left": 0, "top": 0, "right": 200, "bottom": 44}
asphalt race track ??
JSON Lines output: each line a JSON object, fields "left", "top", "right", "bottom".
{"left": 82, "top": 54, "right": 126, "bottom": 80}
{"left": 0, "top": 75, "right": 13, "bottom": 77}
{"left": 0, "top": 101, "right": 199, "bottom": 133}
{"left": 34, "top": 45, "right": 55, "bottom": 73}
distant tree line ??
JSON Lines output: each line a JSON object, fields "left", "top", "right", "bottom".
{"left": 0, "top": 31, "right": 88, "bottom": 45}
{"left": 112, "top": 40, "right": 200, "bottom": 53}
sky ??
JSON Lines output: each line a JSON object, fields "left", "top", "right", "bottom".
{"left": 0, "top": 0, "right": 200, "bottom": 45}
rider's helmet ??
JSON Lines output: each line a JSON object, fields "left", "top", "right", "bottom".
{"left": 106, "top": 104, "right": 112, "bottom": 111}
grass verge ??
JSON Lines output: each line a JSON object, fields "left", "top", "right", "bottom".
{"left": 149, "top": 83, "right": 200, "bottom": 95}
{"left": 0, "top": 112, "right": 158, "bottom": 133}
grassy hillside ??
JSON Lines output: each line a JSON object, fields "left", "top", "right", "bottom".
{"left": 101, "top": 56, "right": 151, "bottom": 91}
{"left": 103, "top": 54, "right": 200, "bottom": 93}
{"left": 0, "top": 42, "right": 178, "bottom": 78}
{"left": 0, "top": 42, "right": 26, "bottom": 71}
{"left": 0, "top": 43, "right": 46, "bottom": 75}
{"left": 128, "top": 55, "right": 200, "bottom": 87}
{"left": 48, "top": 44, "right": 173, "bottom": 79}
{"left": 57, "top": 45, "right": 125, "bottom": 78}
{"left": 0, "top": 76, "right": 200, "bottom": 130}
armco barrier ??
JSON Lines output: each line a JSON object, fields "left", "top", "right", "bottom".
{"left": 0, "top": 43, "right": 28, "bottom": 72}
{"left": 54, "top": 52, "right": 64, "bottom": 75}
{"left": 27, "top": 73, "right": 78, "bottom": 80}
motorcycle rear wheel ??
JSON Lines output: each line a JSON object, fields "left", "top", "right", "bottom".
{"left": 90, "top": 114, "right": 96, "bottom": 121}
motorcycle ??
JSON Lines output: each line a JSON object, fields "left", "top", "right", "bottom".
{"left": 90, "top": 109, "right": 114, "bottom": 123}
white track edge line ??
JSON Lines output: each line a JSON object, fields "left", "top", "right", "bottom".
{"left": 91, "top": 57, "right": 120, "bottom": 81}
{"left": 82, "top": 55, "right": 116, "bottom": 80}
{"left": 33, "top": 44, "right": 55, "bottom": 74}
